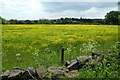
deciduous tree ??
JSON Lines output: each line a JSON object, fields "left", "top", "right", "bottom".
{"left": 105, "top": 11, "right": 120, "bottom": 25}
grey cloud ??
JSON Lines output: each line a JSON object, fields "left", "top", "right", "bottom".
{"left": 42, "top": 2, "right": 117, "bottom": 13}
{"left": 0, "top": 0, "right": 118, "bottom": 19}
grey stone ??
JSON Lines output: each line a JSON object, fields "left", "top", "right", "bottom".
{"left": 47, "top": 66, "right": 68, "bottom": 73}
{"left": 65, "top": 70, "right": 78, "bottom": 78}
{"left": 66, "top": 60, "right": 78, "bottom": 70}
{"left": 76, "top": 56, "right": 92, "bottom": 62}
{"left": 65, "top": 59, "right": 77, "bottom": 67}
{"left": 64, "top": 54, "right": 104, "bottom": 71}
{"left": 8, "top": 68, "right": 25, "bottom": 78}
{"left": 52, "top": 70, "right": 64, "bottom": 79}
{"left": 0, "top": 70, "right": 10, "bottom": 78}
{"left": 22, "top": 67, "right": 36, "bottom": 79}
{"left": 65, "top": 56, "right": 89, "bottom": 71}
{"left": 27, "top": 66, "right": 36, "bottom": 76}
{"left": 47, "top": 66, "right": 69, "bottom": 79}
{"left": 35, "top": 67, "right": 46, "bottom": 78}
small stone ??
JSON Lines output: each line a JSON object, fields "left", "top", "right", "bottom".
{"left": 52, "top": 70, "right": 64, "bottom": 78}
{"left": 76, "top": 56, "right": 92, "bottom": 62}
{"left": 47, "top": 66, "right": 69, "bottom": 79}
{"left": 22, "top": 67, "right": 36, "bottom": 79}
{"left": 8, "top": 68, "right": 24, "bottom": 78}
{"left": 1, "top": 70, "right": 10, "bottom": 78}
{"left": 47, "top": 66, "right": 58, "bottom": 73}
{"left": 65, "top": 70, "right": 78, "bottom": 78}
{"left": 27, "top": 66, "right": 36, "bottom": 76}
{"left": 35, "top": 67, "right": 46, "bottom": 78}
{"left": 67, "top": 60, "right": 78, "bottom": 70}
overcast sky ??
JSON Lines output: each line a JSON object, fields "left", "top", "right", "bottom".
{"left": 0, "top": 0, "right": 119, "bottom": 20}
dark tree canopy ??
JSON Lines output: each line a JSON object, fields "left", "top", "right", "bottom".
{"left": 105, "top": 11, "right": 120, "bottom": 25}
{"left": 0, "top": 16, "right": 7, "bottom": 24}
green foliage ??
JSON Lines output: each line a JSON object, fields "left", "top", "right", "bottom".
{"left": 9, "top": 19, "right": 18, "bottom": 24}
{"left": 105, "top": 11, "right": 120, "bottom": 25}
{"left": 39, "top": 19, "right": 51, "bottom": 24}
{"left": 0, "top": 16, "right": 7, "bottom": 24}
{"left": 78, "top": 43, "right": 119, "bottom": 78}
{"left": 0, "top": 16, "right": 105, "bottom": 24}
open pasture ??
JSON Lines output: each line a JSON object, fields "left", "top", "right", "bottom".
{"left": 2, "top": 24, "right": 118, "bottom": 78}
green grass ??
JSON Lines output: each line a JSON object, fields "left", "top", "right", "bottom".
{"left": 2, "top": 24, "right": 119, "bottom": 78}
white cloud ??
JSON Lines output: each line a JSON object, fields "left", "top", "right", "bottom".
{"left": 80, "top": 6, "right": 118, "bottom": 18}
{"left": 1, "top": 0, "right": 45, "bottom": 19}
{"left": 0, "top": 0, "right": 118, "bottom": 19}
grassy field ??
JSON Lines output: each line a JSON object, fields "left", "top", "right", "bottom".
{"left": 2, "top": 24, "right": 119, "bottom": 78}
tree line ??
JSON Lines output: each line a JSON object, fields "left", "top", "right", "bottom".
{"left": 0, "top": 11, "right": 120, "bottom": 25}
{"left": 0, "top": 17, "right": 104, "bottom": 24}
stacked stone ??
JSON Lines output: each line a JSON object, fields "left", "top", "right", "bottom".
{"left": 0, "top": 52, "right": 103, "bottom": 79}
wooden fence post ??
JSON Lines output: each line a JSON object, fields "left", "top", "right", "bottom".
{"left": 61, "top": 48, "right": 64, "bottom": 64}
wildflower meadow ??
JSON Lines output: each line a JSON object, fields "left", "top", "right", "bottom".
{"left": 2, "top": 24, "right": 119, "bottom": 78}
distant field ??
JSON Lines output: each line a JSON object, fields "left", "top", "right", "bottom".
{"left": 2, "top": 24, "right": 119, "bottom": 78}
